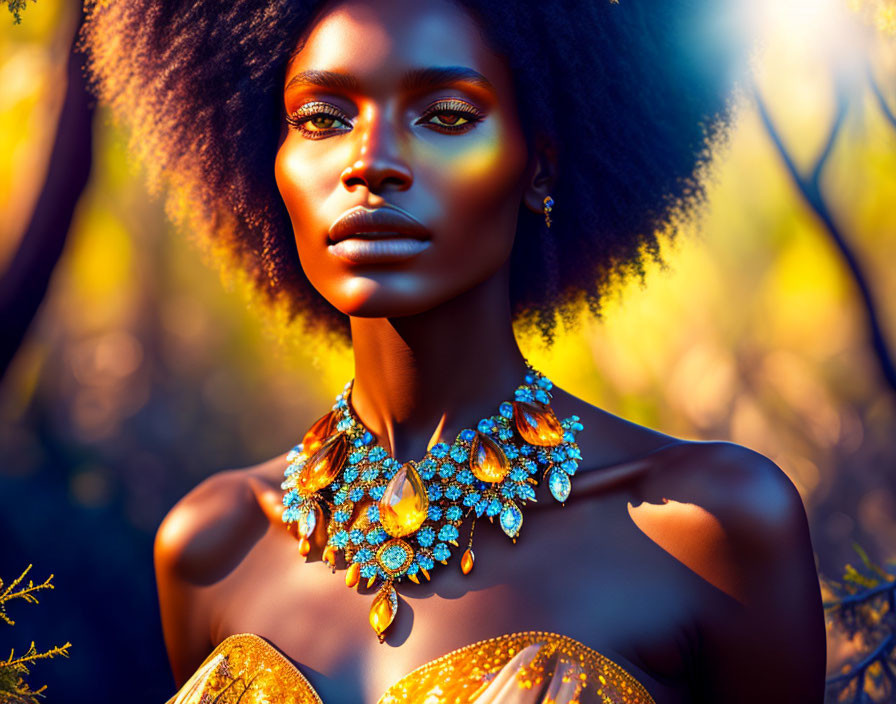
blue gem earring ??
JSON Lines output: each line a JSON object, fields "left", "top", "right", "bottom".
{"left": 543, "top": 195, "right": 554, "bottom": 228}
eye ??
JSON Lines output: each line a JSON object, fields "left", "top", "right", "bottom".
{"left": 286, "top": 101, "right": 352, "bottom": 139}
{"left": 417, "top": 99, "right": 484, "bottom": 133}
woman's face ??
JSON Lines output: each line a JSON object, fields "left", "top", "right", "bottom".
{"left": 275, "top": 0, "right": 534, "bottom": 319}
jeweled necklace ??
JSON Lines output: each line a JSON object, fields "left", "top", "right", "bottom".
{"left": 281, "top": 364, "right": 584, "bottom": 642}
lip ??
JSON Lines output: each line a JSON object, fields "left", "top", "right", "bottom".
{"left": 328, "top": 206, "right": 431, "bottom": 244}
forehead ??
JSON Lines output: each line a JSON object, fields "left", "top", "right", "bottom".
{"left": 288, "top": 0, "right": 506, "bottom": 92}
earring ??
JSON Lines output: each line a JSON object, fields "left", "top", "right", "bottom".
{"left": 543, "top": 195, "right": 554, "bottom": 228}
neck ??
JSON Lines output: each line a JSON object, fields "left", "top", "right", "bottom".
{"left": 349, "top": 270, "right": 527, "bottom": 463}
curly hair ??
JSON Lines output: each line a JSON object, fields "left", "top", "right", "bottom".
{"left": 81, "top": 0, "right": 749, "bottom": 342}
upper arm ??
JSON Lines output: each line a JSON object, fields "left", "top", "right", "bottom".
{"left": 683, "top": 443, "right": 826, "bottom": 702}
{"left": 632, "top": 441, "right": 825, "bottom": 702}
{"left": 153, "top": 469, "right": 268, "bottom": 686}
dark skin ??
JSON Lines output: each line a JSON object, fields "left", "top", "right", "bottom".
{"left": 154, "top": 0, "right": 826, "bottom": 701}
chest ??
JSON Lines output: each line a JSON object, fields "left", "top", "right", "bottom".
{"left": 208, "top": 492, "right": 704, "bottom": 703}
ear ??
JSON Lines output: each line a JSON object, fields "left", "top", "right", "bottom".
{"left": 521, "top": 136, "right": 558, "bottom": 216}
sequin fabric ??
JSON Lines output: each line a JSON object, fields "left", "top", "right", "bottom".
{"left": 166, "top": 631, "right": 656, "bottom": 704}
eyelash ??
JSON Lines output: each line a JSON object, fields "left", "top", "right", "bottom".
{"left": 285, "top": 99, "right": 484, "bottom": 139}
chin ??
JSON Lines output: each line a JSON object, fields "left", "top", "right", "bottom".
{"left": 326, "top": 274, "right": 448, "bottom": 319}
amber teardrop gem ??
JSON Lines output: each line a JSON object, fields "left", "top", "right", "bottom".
{"left": 512, "top": 401, "right": 564, "bottom": 446}
{"left": 369, "top": 583, "right": 398, "bottom": 641}
{"left": 297, "top": 432, "right": 347, "bottom": 495}
{"left": 298, "top": 537, "right": 311, "bottom": 557}
{"left": 470, "top": 432, "right": 510, "bottom": 483}
{"left": 345, "top": 562, "right": 360, "bottom": 588}
{"left": 322, "top": 545, "right": 337, "bottom": 568}
{"left": 378, "top": 462, "right": 429, "bottom": 538}
{"left": 460, "top": 547, "right": 475, "bottom": 575}
{"left": 301, "top": 411, "right": 338, "bottom": 456}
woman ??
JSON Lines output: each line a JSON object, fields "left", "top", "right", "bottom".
{"left": 82, "top": 0, "right": 826, "bottom": 701}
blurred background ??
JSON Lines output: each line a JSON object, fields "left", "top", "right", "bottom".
{"left": 0, "top": 0, "right": 894, "bottom": 701}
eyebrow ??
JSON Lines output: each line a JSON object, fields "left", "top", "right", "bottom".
{"left": 285, "top": 66, "right": 495, "bottom": 94}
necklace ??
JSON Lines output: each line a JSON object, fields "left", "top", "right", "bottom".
{"left": 281, "top": 365, "right": 584, "bottom": 642}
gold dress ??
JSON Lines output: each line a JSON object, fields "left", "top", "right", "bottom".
{"left": 166, "top": 631, "right": 656, "bottom": 704}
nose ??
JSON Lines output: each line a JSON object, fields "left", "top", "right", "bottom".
{"left": 340, "top": 107, "right": 413, "bottom": 193}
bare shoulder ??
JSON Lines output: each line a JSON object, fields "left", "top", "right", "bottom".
{"left": 154, "top": 457, "right": 283, "bottom": 585}
{"left": 153, "top": 454, "right": 287, "bottom": 685}
{"left": 635, "top": 440, "right": 808, "bottom": 545}
{"left": 631, "top": 441, "right": 825, "bottom": 702}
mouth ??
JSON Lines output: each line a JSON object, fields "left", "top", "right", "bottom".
{"left": 327, "top": 206, "right": 432, "bottom": 264}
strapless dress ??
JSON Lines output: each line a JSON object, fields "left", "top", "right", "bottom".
{"left": 165, "top": 631, "right": 656, "bottom": 703}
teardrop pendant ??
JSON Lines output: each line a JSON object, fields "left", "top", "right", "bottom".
{"left": 345, "top": 562, "right": 360, "bottom": 588}
{"left": 548, "top": 467, "right": 571, "bottom": 503}
{"left": 513, "top": 401, "right": 564, "bottom": 446}
{"left": 302, "top": 410, "right": 338, "bottom": 455}
{"left": 297, "top": 432, "right": 347, "bottom": 496}
{"left": 499, "top": 502, "right": 523, "bottom": 539}
{"left": 460, "top": 547, "right": 475, "bottom": 575}
{"left": 470, "top": 432, "right": 510, "bottom": 483}
{"left": 378, "top": 462, "right": 429, "bottom": 538}
{"left": 369, "top": 582, "right": 398, "bottom": 642}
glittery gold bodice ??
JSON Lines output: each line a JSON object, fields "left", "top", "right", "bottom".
{"left": 165, "top": 631, "right": 656, "bottom": 704}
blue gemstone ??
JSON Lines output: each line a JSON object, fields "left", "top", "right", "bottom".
{"left": 462, "top": 491, "right": 481, "bottom": 507}
{"left": 366, "top": 528, "right": 387, "bottom": 545}
{"left": 343, "top": 467, "right": 359, "bottom": 483}
{"left": 534, "top": 389, "right": 550, "bottom": 404}
{"left": 460, "top": 429, "right": 476, "bottom": 441}
{"left": 524, "top": 374, "right": 534, "bottom": 384}
{"left": 504, "top": 445, "right": 520, "bottom": 460}
{"left": 380, "top": 543, "right": 410, "bottom": 570}
{"left": 477, "top": 419, "right": 492, "bottom": 434}
{"left": 446, "top": 505, "right": 463, "bottom": 521}
{"left": 333, "top": 509, "right": 351, "bottom": 523}
{"left": 456, "top": 469, "right": 475, "bottom": 485}
{"left": 361, "top": 467, "right": 379, "bottom": 482}
{"left": 501, "top": 483, "right": 516, "bottom": 498}
{"left": 430, "top": 443, "right": 450, "bottom": 458}
{"left": 349, "top": 528, "right": 365, "bottom": 544}
{"left": 369, "top": 446, "right": 388, "bottom": 462}
{"left": 361, "top": 431, "right": 374, "bottom": 445}
{"left": 563, "top": 431, "right": 576, "bottom": 443}
{"left": 369, "top": 485, "right": 386, "bottom": 500}
{"left": 360, "top": 563, "right": 377, "bottom": 578}
{"left": 449, "top": 446, "right": 469, "bottom": 463}
{"left": 445, "top": 485, "right": 463, "bottom": 500}
{"left": 561, "top": 459, "right": 578, "bottom": 475}
{"left": 330, "top": 530, "right": 349, "bottom": 548}
{"left": 353, "top": 548, "right": 373, "bottom": 563}
{"left": 417, "top": 527, "right": 435, "bottom": 547}
{"left": 549, "top": 469, "right": 571, "bottom": 502}
{"left": 499, "top": 503, "right": 523, "bottom": 538}
{"left": 349, "top": 450, "right": 365, "bottom": 465}
{"left": 438, "top": 524, "right": 459, "bottom": 542}
{"left": 497, "top": 427, "right": 513, "bottom": 441}
{"left": 428, "top": 505, "right": 443, "bottom": 521}
{"left": 516, "top": 484, "right": 536, "bottom": 502}
{"left": 433, "top": 543, "right": 451, "bottom": 561}
{"left": 499, "top": 402, "right": 514, "bottom": 419}
{"left": 406, "top": 561, "right": 419, "bottom": 575}
{"left": 417, "top": 554, "right": 434, "bottom": 570}
{"left": 537, "top": 377, "right": 553, "bottom": 390}
{"left": 427, "top": 484, "right": 443, "bottom": 501}
{"left": 486, "top": 498, "right": 502, "bottom": 516}
{"left": 439, "top": 463, "right": 456, "bottom": 479}
{"left": 282, "top": 489, "right": 299, "bottom": 507}
{"left": 348, "top": 487, "right": 365, "bottom": 501}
